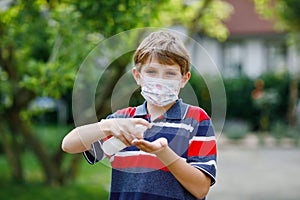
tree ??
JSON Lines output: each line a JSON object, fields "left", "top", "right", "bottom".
{"left": 0, "top": 0, "right": 101, "bottom": 185}
{"left": 254, "top": 0, "right": 300, "bottom": 127}
{"left": 0, "top": 0, "right": 231, "bottom": 185}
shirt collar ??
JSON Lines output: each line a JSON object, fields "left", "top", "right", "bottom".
{"left": 163, "top": 99, "right": 186, "bottom": 120}
{"left": 134, "top": 99, "right": 187, "bottom": 120}
{"left": 134, "top": 101, "right": 148, "bottom": 117}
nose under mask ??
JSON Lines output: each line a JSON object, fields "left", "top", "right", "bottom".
{"left": 140, "top": 75, "right": 181, "bottom": 107}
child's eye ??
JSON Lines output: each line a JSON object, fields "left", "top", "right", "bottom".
{"left": 166, "top": 71, "right": 177, "bottom": 76}
{"left": 145, "top": 70, "right": 156, "bottom": 74}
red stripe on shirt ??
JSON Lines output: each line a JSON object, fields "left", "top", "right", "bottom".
{"left": 102, "top": 135, "right": 113, "bottom": 142}
{"left": 115, "top": 107, "right": 136, "bottom": 117}
{"left": 185, "top": 106, "right": 210, "bottom": 122}
{"left": 111, "top": 154, "right": 169, "bottom": 171}
{"left": 188, "top": 140, "right": 216, "bottom": 157}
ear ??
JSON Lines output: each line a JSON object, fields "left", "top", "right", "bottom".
{"left": 132, "top": 67, "right": 141, "bottom": 85}
{"left": 180, "top": 72, "right": 191, "bottom": 88}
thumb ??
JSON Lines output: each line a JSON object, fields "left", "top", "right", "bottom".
{"left": 156, "top": 137, "right": 168, "bottom": 147}
{"left": 151, "top": 137, "right": 168, "bottom": 153}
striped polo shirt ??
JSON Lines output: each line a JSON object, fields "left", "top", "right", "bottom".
{"left": 83, "top": 99, "right": 217, "bottom": 200}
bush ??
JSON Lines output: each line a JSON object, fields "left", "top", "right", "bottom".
{"left": 223, "top": 75, "right": 258, "bottom": 128}
{"left": 223, "top": 119, "right": 251, "bottom": 140}
{"left": 258, "top": 72, "right": 291, "bottom": 124}
{"left": 223, "top": 71, "right": 298, "bottom": 131}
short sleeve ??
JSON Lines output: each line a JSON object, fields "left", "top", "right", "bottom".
{"left": 82, "top": 114, "right": 115, "bottom": 164}
{"left": 185, "top": 107, "right": 217, "bottom": 186}
{"left": 83, "top": 140, "right": 105, "bottom": 164}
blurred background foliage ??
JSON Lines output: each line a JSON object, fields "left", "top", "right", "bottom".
{"left": 0, "top": 0, "right": 300, "bottom": 199}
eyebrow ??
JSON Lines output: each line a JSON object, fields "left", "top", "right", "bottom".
{"left": 146, "top": 63, "right": 179, "bottom": 69}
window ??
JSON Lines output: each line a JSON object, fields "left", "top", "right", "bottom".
{"left": 223, "top": 41, "right": 244, "bottom": 77}
{"left": 266, "top": 40, "right": 287, "bottom": 72}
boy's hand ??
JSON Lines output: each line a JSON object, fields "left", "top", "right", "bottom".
{"left": 100, "top": 118, "right": 151, "bottom": 146}
{"left": 132, "top": 138, "right": 180, "bottom": 167}
{"left": 131, "top": 137, "right": 168, "bottom": 154}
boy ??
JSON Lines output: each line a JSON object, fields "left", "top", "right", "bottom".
{"left": 62, "top": 31, "right": 217, "bottom": 200}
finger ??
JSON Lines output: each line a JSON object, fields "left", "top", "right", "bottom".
{"left": 123, "top": 131, "right": 135, "bottom": 144}
{"left": 132, "top": 125, "right": 148, "bottom": 139}
{"left": 132, "top": 139, "right": 163, "bottom": 153}
{"left": 131, "top": 118, "right": 151, "bottom": 128}
{"left": 110, "top": 120, "right": 131, "bottom": 142}
{"left": 132, "top": 139, "right": 151, "bottom": 152}
{"left": 131, "top": 138, "right": 148, "bottom": 146}
{"left": 115, "top": 133, "right": 132, "bottom": 146}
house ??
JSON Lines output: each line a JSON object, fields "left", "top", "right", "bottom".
{"left": 190, "top": 0, "right": 299, "bottom": 78}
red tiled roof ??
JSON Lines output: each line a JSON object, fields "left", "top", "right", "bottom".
{"left": 223, "top": 0, "right": 278, "bottom": 35}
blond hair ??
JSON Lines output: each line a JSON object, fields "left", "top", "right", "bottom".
{"left": 133, "top": 31, "right": 190, "bottom": 75}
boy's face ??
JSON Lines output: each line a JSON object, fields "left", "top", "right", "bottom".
{"left": 132, "top": 57, "right": 190, "bottom": 88}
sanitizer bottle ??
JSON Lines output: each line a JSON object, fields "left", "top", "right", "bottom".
{"left": 101, "top": 124, "right": 148, "bottom": 155}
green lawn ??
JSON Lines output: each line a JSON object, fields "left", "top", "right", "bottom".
{"left": 0, "top": 123, "right": 111, "bottom": 200}
{"left": 0, "top": 155, "right": 111, "bottom": 200}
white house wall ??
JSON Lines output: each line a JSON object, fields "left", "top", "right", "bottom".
{"left": 191, "top": 36, "right": 297, "bottom": 78}
{"left": 287, "top": 45, "right": 300, "bottom": 75}
{"left": 190, "top": 36, "right": 268, "bottom": 78}
{"left": 190, "top": 36, "right": 223, "bottom": 76}
{"left": 243, "top": 39, "right": 267, "bottom": 78}
{"left": 169, "top": 26, "right": 297, "bottom": 78}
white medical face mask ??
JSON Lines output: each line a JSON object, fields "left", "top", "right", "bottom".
{"left": 140, "top": 74, "right": 182, "bottom": 107}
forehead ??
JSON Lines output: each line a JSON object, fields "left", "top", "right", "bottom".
{"left": 142, "top": 57, "right": 181, "bottom": 71}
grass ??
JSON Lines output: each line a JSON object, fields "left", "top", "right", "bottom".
{"left": 0, "top": 151, "right": 111, "bottom": 200}
{"left": 0, "top": 181, "right": 109, "bottom": 200}
{"left": 0, "top": 123, "right": 111, "bottom": 200}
